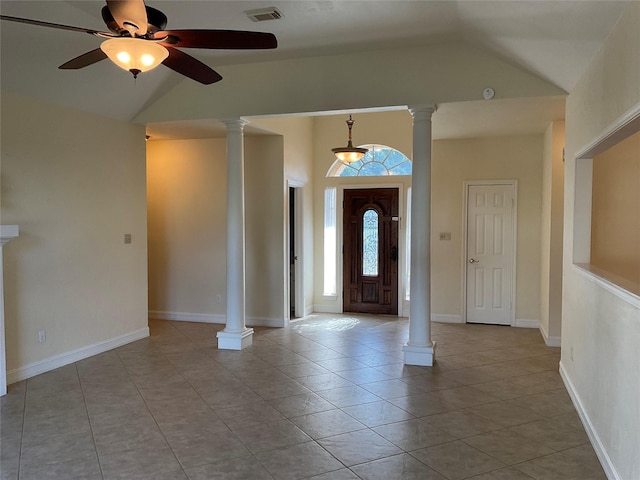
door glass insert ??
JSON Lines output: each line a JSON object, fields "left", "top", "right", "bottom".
{"left": 362, "top": 209, "right": 379, "bottom": 276}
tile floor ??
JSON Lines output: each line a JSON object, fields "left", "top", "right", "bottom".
{"left": 1, "top": 314, "right": 607, "bottom": 480}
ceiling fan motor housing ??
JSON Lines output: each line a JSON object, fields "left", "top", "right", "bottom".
{"left": 101, "top": 5, "right": 167, "bottom": 36}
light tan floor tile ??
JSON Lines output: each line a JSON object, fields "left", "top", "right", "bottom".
{"left": 302, "top": 469, "right": 360, "bottom": 479}
{"left": 388, "top": 392, "right": 458, "bottom": 417}
{"left": 215, "top": 401, "right": 286, "bottom": 429}
{"left": 360, "top": 378, "right": 426, "bottom": 399}
{"left": 290, "top": 408, "right": 366, "bottom": 439}
{"left": 373, "top": 418, "right": 456, "bottom": 451}
{"left": 466, "top": 467, "right": 536, "bottom": 479}
{"left": 410, "top": 440, "right": 506, "bottom": 480}
{"left": 316, "top": 384, "right": 381, "bottom": 407}
{"left": 463, "top": 428, "right": 556, "bottom": 464}
{"left": 1, "top": 316, "right": 609, "bottom": 480}
{"left": 351, "top": 453, "right": 447, "bottom": 480}
{"left": 185, "top": 456, "right": 275, "bottom": 480}
{"left": 251, "top": 379, "right": 312, "bottom": 400}
{"left": 513, "top": 444, "right": 607, "bottom": 479}
{"left": 99, "top": 444, "right": 188, "bottom": 480}
{"left": 255, "top": 441, "right": 343, "bottom": 480}
{"left": 233, "top": 419, "right": 311, "bottom": 454}
{"left": 335, "top": 367, "right": 394, "bottom": 385}
{"left": 509, "top": 418, "right": 589, "bottom": 451}
{"left": 18, "top": 454, "right": 103, "bottom": 480}
{"left": 423, "top": 410, "right": 503, "bottom": 439}
{"left": 467, "top": 401, "right": 543, "bottom": 427}
{"left": 294, "top": 372, "right": 354, "bottom": 392}
{"left": 342, "top": 400, "right": 415, "bottom": 427}
{"left": 317, "top": 429, "right": 402, "bottom": 466}
{"left": 269, "top": 392, "right": 335, "bottom": 418}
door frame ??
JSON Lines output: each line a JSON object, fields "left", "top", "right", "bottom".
{"left": 462, "top": 180, "right": 518, "bottom": 326}
{"left": 286, "top": 180, "right": 305, "bottom": 320}
{"left": 338, "top": 183, "right": 405, "bottom": 316}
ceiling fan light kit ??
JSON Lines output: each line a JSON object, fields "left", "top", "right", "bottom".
{"left": 0, "top": 0, "right": 278, "bottom": 84}
{"left": 332, "top": 115, "right": 368, "bottom": 163}
{"left": 100, "top": 37, "right": 168, "bottom": 78}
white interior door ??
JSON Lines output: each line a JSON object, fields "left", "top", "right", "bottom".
{"left": 466, "top": 183, "right": 515, "bottom": 325}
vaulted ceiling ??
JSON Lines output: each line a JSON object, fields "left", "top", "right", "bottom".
{"left": 0, "top": 1, "right": 629, "bottom": 138}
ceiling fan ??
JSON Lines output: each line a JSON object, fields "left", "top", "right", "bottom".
{"left": 0, "top": 0, "right": 278, "bottom": 84}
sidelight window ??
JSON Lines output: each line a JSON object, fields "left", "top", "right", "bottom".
{"left": 323, "top": 187, "right": 337, "bottom": 296}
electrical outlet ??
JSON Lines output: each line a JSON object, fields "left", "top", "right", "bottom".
{"left": 215, "top": 294, "right": 222, "bottom": 304}
{"left": 439, "top": 232, "right": 451, "bottom": 241}
{"left": 124, "top": 234, "right": 132, "bottom": 244}
{"left": 38, "top": 330, "right": 46, "bottom": 343}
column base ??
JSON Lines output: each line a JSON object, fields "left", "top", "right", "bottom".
{"left": 217, "top": 328, "right": 254, "bottom": 350}
{"left": 403, "top": 342, "right": 437, "bottom": 366}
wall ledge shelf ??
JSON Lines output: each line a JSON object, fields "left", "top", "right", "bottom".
{"left": 573, "top": 263, "right": 640, "bottom": 309}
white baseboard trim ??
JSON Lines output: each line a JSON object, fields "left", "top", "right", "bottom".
{"left": 247, "top": 316, "right": 285, "bottom": 328}
{"left": 311, "top": 305, "right": 343, "bottom": 314}
{"left": 432, "top": 314, "right": 464, "bottom": 324}
{"left": 149, "top": 310, "right": 226, "bottom": 324}
{"left": 149, "top": 310, "right": 285, "bottom": 328}
{"left": 304, "top": 305, "right": 314, "bottom": 316}
{"left": 7, "top": 327, "right": 149, "bottom": 385}
{"left": 539, "top": 322, "right": 561, "bottom": 347}
{"left": 559, "top": 362, "right": 620, "bottom": 480}
{"left": 514, "top": 318, "right": 539, "bottom": 329}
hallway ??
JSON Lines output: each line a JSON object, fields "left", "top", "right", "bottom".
{"left": 1, "top": 315, "right": 605, "bottom": 479}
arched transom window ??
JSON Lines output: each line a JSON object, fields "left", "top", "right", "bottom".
{"left": 327, "top": 144, "right": 412, "bottom": 177}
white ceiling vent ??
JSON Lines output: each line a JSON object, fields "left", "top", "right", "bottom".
{"left": 245, "top": 7, "right": 283, "bottom": 22}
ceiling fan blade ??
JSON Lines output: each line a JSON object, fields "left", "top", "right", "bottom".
{"left": 0, "top": 14, "right": 104, "bottom": 35}
{"left": 159, "top": 29, "right": 277, "bottom": 50}
{"left": 162, "top": 48, "right": 222, "bottom": 85}
{"left": 59, "top": 49, "right": 108, "bottom": 69}
{"left": 106, "top": 0, "right": 148, "bottom": 36}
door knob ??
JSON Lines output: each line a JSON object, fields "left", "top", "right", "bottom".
{"left": 468, "top": 258, "right": 479, "bottom": 263}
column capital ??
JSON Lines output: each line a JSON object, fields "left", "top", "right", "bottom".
{"left": 221, "top": 118, "right": 249, "bottom": 133}
{"left": 408, "top": 104, "right": 437, "bottom": 121}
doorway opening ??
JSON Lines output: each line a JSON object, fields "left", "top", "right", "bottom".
{"left": 288, "top": 185, "right": 303, "bottom": 319}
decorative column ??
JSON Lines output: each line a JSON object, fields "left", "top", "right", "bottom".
{"left": 1, "top": 225, "right": 19, "bottom": 396}
{"left": 217, "top": 120, "right": 253, "bottom": 350}
{"left": 403, "top": 105, "right": 437, "bottom": 366}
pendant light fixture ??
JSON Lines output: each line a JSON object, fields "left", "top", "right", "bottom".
{"left": 100, "top": 38, "right": 169, "bottom": 79}
{"left": 331, "top": 115, "right": 368, "bottom": 163}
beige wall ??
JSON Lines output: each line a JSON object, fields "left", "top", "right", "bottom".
{"left": 563, "top": 2, "right": 640, "bottom": 479}
{"left": 590, "top": 130, "right": 640, "bottom": 290}
{"left": 432, "top": 135, "right": 543, "bottom": 322}
{"left": 146, "top": 138, "right": 228, "bottom": 318}
{"left": 1, "top": 91, "right": 148, "bottom": 376}
{"left": 250, "top": 116, "right": 316, "bottom": 316}
{"left": 146, "top": 135, "right": 288, "bottom": 326}
{"left": 244, "top": 136, "right": 286, "bottom": 323}
{"left": 540, "top": 121, "right": 565, "bottom": 343}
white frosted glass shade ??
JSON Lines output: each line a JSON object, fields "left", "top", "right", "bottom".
{"left": 100, "top": 38, "right": 168, "bottom": 74}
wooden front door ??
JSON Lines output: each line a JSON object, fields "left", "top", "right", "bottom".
{"left": 343, "top": 188, "right": 399, "bottom": 315}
